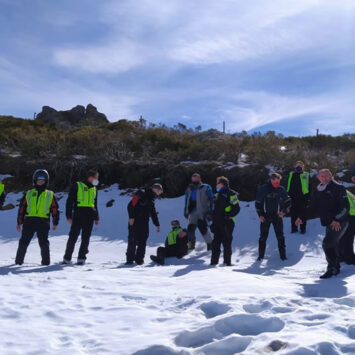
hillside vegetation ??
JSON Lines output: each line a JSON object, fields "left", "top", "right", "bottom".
{"left": 0, "top": 114, "right": 354, "bottom": 199}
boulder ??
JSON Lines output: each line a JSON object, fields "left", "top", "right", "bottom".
{"left": 35, "top": 104, "right": 108, "bottom": 129}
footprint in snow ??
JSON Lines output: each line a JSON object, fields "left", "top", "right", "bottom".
{"left": 174, "top": 313, "right": 285, "bottom": 348}
{"left": 199, "top": 301, "right": 231, "bottom": 319}
{"left": 243, "top": 300, "right": 272, "bottom": 314}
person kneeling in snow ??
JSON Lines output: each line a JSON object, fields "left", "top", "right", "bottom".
{"left": 150, "top": 220, "right": 188, "bottom": 265}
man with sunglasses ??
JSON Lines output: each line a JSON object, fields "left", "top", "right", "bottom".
{"left": 255, "top": 173, "right": 291, "bottom": 261}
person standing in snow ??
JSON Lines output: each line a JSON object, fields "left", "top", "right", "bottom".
{"left": 255, "top": 173, "right": 291, "bottom": 261}
{"left": 150, "top": 219, "right": 188, "bottom": 265}
{"left": 126, "top": 183, "right": 163, "bottom": 265}
{"left": 62, "top": 169, "right": 99, "bottom": 265}
{"left": 184, "top": 173, "right": 214, "bottom": 250}
{"left": 0, "top": 180, "right": 5, "bottom": 208}
{"left": 338, "top": 190, "right": 355, "bottom": 265}
{"left": 210, "top": 176, "right": 240, "bottom": 266}
{"left": 296, "top": 169, "right": 350, "bottom": 279}
{"left": 15, "top": 169, "right": 59, "bottom": 265}
{"left": 287, "top": 161, "right": 310, "bottom": 234}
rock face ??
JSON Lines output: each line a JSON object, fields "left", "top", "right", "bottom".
{"left": 36, "top": 104, "right": 108, "bottom": 128}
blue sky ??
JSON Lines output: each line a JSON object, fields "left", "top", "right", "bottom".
{"left": 1, "top": 0, "right": 355, "bottom": 136}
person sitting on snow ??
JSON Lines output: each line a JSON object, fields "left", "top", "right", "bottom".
{"left": 150, "top": 219, "right": 188, "bottom": 265}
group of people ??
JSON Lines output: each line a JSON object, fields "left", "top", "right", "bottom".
{"left": 0, "top": 161, "right": 354, "bottom": 279}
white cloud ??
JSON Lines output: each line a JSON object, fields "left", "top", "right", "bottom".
{"left": 53, "top": 40, "right": 146, "bottom": 74}
{"left": 221, "top": 90, "right": 355, "bottom": 135}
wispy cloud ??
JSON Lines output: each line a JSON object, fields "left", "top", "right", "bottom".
{"left": 1, "top": 0, "right": 355, "bottom": 135}
{"left": 53, "top": 41, "right": 147, "bottom": 74}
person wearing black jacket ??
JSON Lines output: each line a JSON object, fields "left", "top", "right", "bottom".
{"left": 62, "top": 169, "right": 99, "bottom": 265}
{"left": 210, "top": 176, "right": 240, "bottom": 266}
{"left": 126, "top": 183, "right": 163, "bottom": 265}
{"left": 150, "top": 219, "right": 188, "bottom": 265}
{"left": 255, "top": 173, "right": 291, "bottom": 261}
{"left": 296, "top": 169, "right": 350, "bottom": 279}
{"left": 287, "top": 161, "right": 311, "bottom": 234}
{"left": 0, "top": 180, "right": 5, "bottom": 208}
{"left": 15, "top": 169, "right": 59, "bottom": 266}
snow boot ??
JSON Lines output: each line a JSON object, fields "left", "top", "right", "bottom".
{"left": 76, "top": 259, "right": 86, "bottom": 266}
{"left": 61, "top": 259, "right": 72, "bottom": 265}
{"left": 187, "top": 240, "right": 195, "bottom": 250}
{"left": 150, "top": 255, "right": 164, "bottom": 265}
{"left": 320, "top": 267, "right": 340, "bottom": 279}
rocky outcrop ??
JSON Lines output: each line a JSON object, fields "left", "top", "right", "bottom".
{"left": 36, "top": 104, "right": 108, "bottom": 129}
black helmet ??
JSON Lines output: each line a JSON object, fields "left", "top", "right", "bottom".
{"left": 32, "top": 169, "right": 49, "bottom": 186}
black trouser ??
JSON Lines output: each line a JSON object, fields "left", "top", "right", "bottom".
{"left": 15, "top": 218, "right": 50, "bottom": 265}
{"left": 290, "top": 198, "right": 307, "bottom": 232}
{"left": 64, "top": 213, "right": 94, "bottom": 261}
{"left": 126, "top": 224, "right": 149, "bottom": 263}
{"left": 156, "top": 243, "right": 188, "bottom": 263}
{"left": 259, "top": 216, "right": 286, "bottom": 259}
{"left": 211, "top": 219, "right": 234, "bottom": 265}
{"left": 339, "top": 216, "right": 355, "bottom": 263}
{"left": 323, "top": 220, "right": 349, "bottom": 271}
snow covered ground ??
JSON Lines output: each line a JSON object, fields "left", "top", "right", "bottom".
{"left": 0, "top": 184, "right": 355, "bottom": 355}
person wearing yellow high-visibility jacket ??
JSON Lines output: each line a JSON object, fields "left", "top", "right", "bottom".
{"left": 0, "top": 181, "right": 5, "bottom": 208}
{"left": 287, "top": 161, "right": 310, "bottom": 234}
{"left": 63, "top": 169, "right": 99, "bottom": 265}
{"left": 15, "top": 169, "right": 59, "bottom": 266}
{"left": 339, "top": 190, "right": 355, "bottom": 265}
{"left": 150, "top": 220, "right": 188, "bottom": 265}
{"left": 210, "top": 176, "right": 240, "bottom": 266}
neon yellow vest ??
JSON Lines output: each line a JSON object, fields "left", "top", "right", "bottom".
{"left": 25, "top": 189, "right": 54, "bottom": 218}
{"left": 225, "top": 193, "right": 239, "bottom": 223}
{"left": 287, "top": 172, "right": 309, "bottom": 195}
{"left": 167, "top": 227, "right": 184, "bottom": 245}
{"left": 347, "top": 190, "right": 355, "bottom": 216}
{"left": 77, "top": 182, "right": 96, "bottom": 208}
{"left": 0, "top": 183, "right": 4, "bottom": 196}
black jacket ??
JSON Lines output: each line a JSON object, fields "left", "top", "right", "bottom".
{"left": 212, "top": 187, "right": 240, "bottom": 225}
{"left": 127, "top": 188, "right": 160, "bottom": 227}
{"left": 306, "top": 180, "right": 349, "bottom": 226}
{"left": 256, "top": 182, "right": 291, "bottom": 217}
{"left": 66, "top": 181, "right": 99, "bottom": 220}
{"left": 0, "top": 188, "right": 5, "bottom": 208}
{"left": 288, "top": 172, "right": 311, "bottom": 201}
{"left": 164, "top": 227, "right": 188, "bottom": 257}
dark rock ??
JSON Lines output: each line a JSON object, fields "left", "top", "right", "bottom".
{"left": 84, "top": 104, "right": 108, "bottom": 125}
{"left": 35, "top": 104, "right": 108, "bottom": 129}
{"left": 106, "top": 199, "right": 115, "bottom": 207}
{"left": 0, "top": 203, "right": 15, "bottom": 211}
{"left": 266, "top": 340, "right": 288, "bottom": 352}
